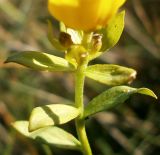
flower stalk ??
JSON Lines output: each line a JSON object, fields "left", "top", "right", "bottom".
{"left": 75, "top": 60, "right": 92, "bottom": 155}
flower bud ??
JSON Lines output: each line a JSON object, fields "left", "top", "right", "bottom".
{"left": 59, "top": 32, "right": 73, "bottom": 48}
{"left": 91, "top": 34, "right": 103, "bottom": 52}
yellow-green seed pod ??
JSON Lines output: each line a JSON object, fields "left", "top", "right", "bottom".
{"left": 66, "top": 45, "right": 88, "bottom": 66}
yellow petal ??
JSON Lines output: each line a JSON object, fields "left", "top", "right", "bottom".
{"left": 113, "top": 0, "right": 126, "bottom": 9}
{"left": 48, "top": 0, "right": 79, "bottom": 28}
{"left": 103, "top": 0, "right": 126, "bottom": 26}
{"left": 48, "top": 0, "right": 126, "bottom": 31}
{"left": 77, "top": 0, "right": 113, "bottom": 30}
{"left": 49, "top": 0, "right": 79, "bottom": 6}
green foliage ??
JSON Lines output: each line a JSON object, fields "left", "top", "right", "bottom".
{"left": 65, "top": 45, "right": 87, "bottom": 67}
{"left": 100, "top": 11, "right": 125, "bottom": 51}
{"left": 5, "top": 5, "right": 158, "bottom": 155}
{"left": 12, "top": 121, "right": 81, "bottom": 150}
{"left": 5, "top": 51, "right": 76, "bottom": 72}
{"left": 29, "top": 104, "right": 80, "bottom": 131}
{"left": 84, "top": 86, "right": 157, "bottom": 118}
{"left": 86, "top": 64, "right": 136, "bottom": 85}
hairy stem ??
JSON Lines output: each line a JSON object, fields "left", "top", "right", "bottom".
{"left": 75, "top": 63, "right": 92, "bottom": 155}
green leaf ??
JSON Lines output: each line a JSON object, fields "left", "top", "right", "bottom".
{"left": 29, "top": 104, "right": 80, "bottom": 131}
{"left": 5, "top": 51, "right": 76, "bottom": 72}
{"left": 86, "top": 64, "right": 137, "bottom": 85}
{"left": 12, "top": 121, "right": 81, "bottom": 150}
{"left": 84, "top": 86, "right": 157, "bottom": 118}
{"left": 100, "top": 11, "right": 125, "bottom": 51}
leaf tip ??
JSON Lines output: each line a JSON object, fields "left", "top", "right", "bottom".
{"left": 4, "top": 58, "right": 9, "bottom": 64}
{"left": 4, "top": 54, "right": 18, "bottom": 64}
{"left": 138, "top": 88, "right": 158, "bottom": 99}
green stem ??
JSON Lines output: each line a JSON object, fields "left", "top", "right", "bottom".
{"left": 75, "top": 62, "right": 92, "bottom": 155}
{"left": 82, "top": 32, "right": 93, "bottom": 49}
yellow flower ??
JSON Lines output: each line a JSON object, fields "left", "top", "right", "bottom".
{"left": 48, "top": 0, "right": 126, "bottom": 31}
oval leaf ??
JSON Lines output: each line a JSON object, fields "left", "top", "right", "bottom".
{"left": 100, "top": 11, "right": 125, "bottom": 51}
{"left": 86, "top": 64, "right": 137, "bottom": 85}
{"left": 84, "top": 86, "right": 157, "bottom": 118}
{"left": 29, "top": 104, "right": 80, "bottom": 131}
{"left": 5, "top": 51, "right": 75, "bottom": 72}
{"left": 12, "top": 121, "right": 81, "bottom": 150}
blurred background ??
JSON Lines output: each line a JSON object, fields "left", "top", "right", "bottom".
{"left": 0, "top": 0, "right": 160, "bottom": 155}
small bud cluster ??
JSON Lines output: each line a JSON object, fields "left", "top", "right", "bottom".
{"left": 58, "top": 31, "right": 103, "bottom": 66}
